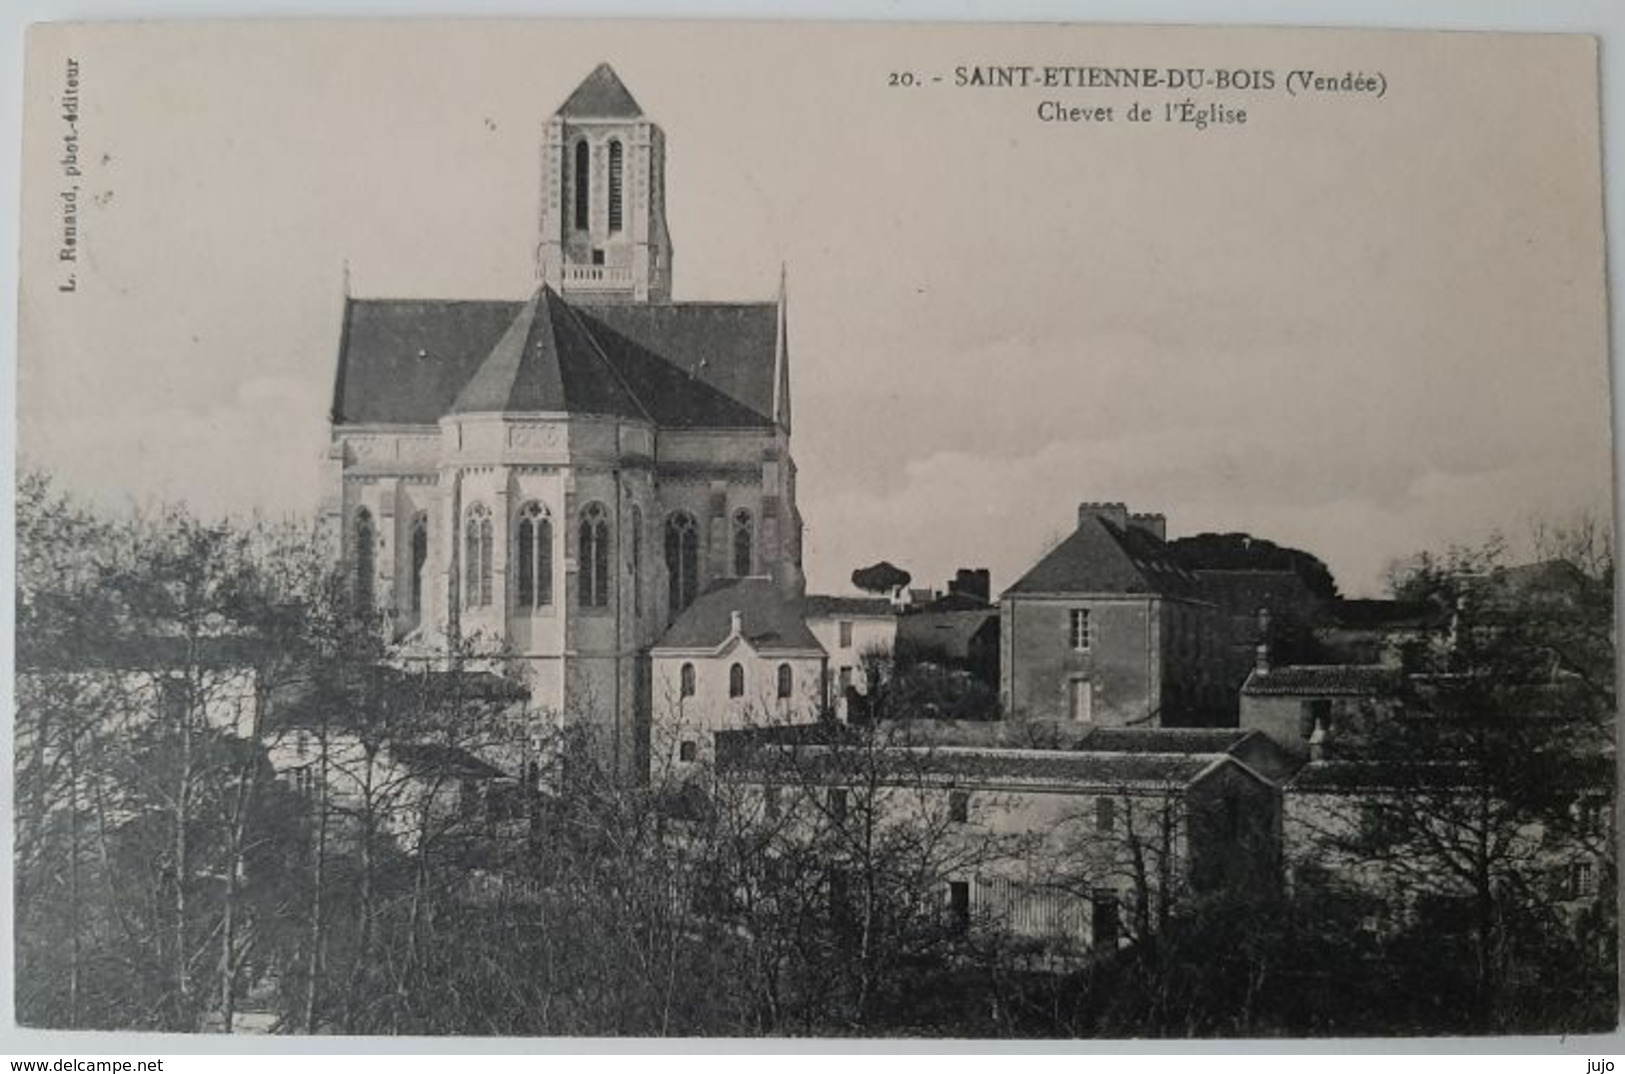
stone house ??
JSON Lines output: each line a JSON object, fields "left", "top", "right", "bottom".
{"left": 1000, "top": 502, "right": 1227, "bottom": 727}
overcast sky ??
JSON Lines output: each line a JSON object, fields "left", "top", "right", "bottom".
{"left": 18, "top": 21, "right": 1613, "bottom": 597}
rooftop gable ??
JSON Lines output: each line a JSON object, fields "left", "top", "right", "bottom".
{"left": 1004, "top": 515, "right": 1201, "bottom": 598}
{"left": 557, "top": 63, "right": 644, "bottom": 119}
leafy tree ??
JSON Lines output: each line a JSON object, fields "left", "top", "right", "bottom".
{"left": 850, "top": 561, "right": 911, "bottom": 597}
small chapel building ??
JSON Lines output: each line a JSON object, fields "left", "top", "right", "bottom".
{"left": 323, "top": 64, "right": 804, "bottom": 780}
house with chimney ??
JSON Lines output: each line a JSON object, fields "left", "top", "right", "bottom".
{"left": 1000, "top": 503, "right": 1228, "bottom": 728}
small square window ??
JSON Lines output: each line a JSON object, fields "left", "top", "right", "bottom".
{"left": 679, "top": 740, "right": 697, "bottom": 763}
{"left": 949, "top": 790, "right": 970, "bottom": 824}
{"left": 592, "top": 248, "right": 605, "bottom": 266}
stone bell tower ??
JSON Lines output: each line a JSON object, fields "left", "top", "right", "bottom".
{"left": 536, "top": 63, "right": 673, "bottom": 303}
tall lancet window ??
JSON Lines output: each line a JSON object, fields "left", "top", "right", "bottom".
{"left": 573, "top": 140, "right": 590, "bottom": 231}
{"left": 579, "top": 502, "right": 611, "bottom": 609}
{"left": 630, "top": 504, "right": 643, "bottom": 619}
{"left": 607, "top": 140, "right": 624, "bottom": 233}
{"left": 732, "top": 508, "right": 754, "bottom": 577}
{"left": 666, "top": 511, "right": 699, "bottom": 616}
{"left": 410, "top": 513, "right": 428, "bottom": 615}
{"left": 354, "top": 508, "right": 375, "bottom": 610}
{"left": 464, "top": 503, "right": 494, "bottom": 609}
{"left": 517, "top": 502, "right": 554, "bottom": 611}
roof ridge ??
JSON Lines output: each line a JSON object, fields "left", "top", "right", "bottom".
{"left": 449, "top": 291, "right": 543, "bottom": 414}
{"left": 556, "top": 291, "right": 655, "bottom": 424}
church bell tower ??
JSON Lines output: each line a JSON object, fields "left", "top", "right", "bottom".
{"left": 537, "top": 63, "right": 673, "bottom": 303}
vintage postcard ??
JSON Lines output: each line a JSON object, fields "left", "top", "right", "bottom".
{"left": 13, "top": 20, "right": 1617, "bottom": 1039}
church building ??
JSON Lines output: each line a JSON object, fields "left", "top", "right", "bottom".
{"left": 323, "top": 64, "right": 804, "bottom": 779}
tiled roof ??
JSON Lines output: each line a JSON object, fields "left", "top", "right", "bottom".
{"left": 1004, "top": 516, "right": 1203, "bottom": 598}
{"left": 1242, "top": 664, "right": 1402, "bottom": 697}
{"left": 803, "top": 595, "right": 895, "bottom": 618}
{"left": 331, "top": 294, "right": 779, "bottom": 430}
{"left": 728, "top": 743, "right": 1225, "bottom": 790}
{"left": 557, "top": 63, "right": 644, "bottom": 119}
{"left": 654, "top": 577, "right": 823, "bottom": 654}
{"left": 1075, "top": 726, "right": 1258, "bottom": 754}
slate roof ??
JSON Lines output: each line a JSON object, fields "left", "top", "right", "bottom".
{"left": 1241, "top": 664, "right": 1402, "bottom": 697}
{"left": 897, "top": 608, "right": 998, "bottom": 661}
{"left": 449, "top": 288, "right": 645, "bottom": 419}
{"left": 803, "top": 595, "right": 896, "bottom": 618}
{"left": 331, "top": 291, "right": 780, "bottom": 430}
{"left": 654, "top": 577, "right": 824, "bottom": 654}
{"left": 1004, "top": 515, "right": 1204, "bottom": 599}
{"left": 728, "top": 744, "right": 1229, "bottom": 790}
{"left": 557, "top": 63, "right": 644, "bottom": 119}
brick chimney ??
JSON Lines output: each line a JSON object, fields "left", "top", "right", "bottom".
{"left": 1128, "top": 512, "right": 1167, "bottom": 541}
{"left": 948, "top": 568, "right": 992, "bottom": 605}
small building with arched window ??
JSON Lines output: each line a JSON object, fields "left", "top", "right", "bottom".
{"left": 649, "top": 578, "right": 827, "bottom": 779}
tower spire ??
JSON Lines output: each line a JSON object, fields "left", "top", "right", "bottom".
{"left": 773, "top": 262, "right": 791, "bottom": 433}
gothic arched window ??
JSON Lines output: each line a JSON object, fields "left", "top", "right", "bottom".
{"left": 680, "top": 662, "right": 696, "bottom": 699}
{"left": 607, "top": 140, "right": 624, "bottom": 233}
{"left": 573, "top": 140, "right": 590, "bottom": 231}
{"left": 777, "top": 663, "right": 793, "bottom": 699}
{"left": 579, "top": 502, "right": 611, "bottom": 609}
{"left": 354, "top": 507, "right": 375, "bottom": 610}
{"left": 729, "top": 663, "right": 745, "bottom": 699}
{"left": 464, "top": 503, "right": 494, "bottom": 609}
{"left": 410, "top": 513, "right": 428, "bottom": 615}
{"left": 732, "top": 508, "right": 754, "bottom": 577}
{"left": 516, "top": 502, "right": 553, "bottom": 611}
{"left": 630, "top": 504, "right": 643, "bottom": 619}
{"left": 665, "top": 511, "right": 700, "bottom": 616}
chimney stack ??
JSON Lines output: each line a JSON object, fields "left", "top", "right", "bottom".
{"left": 1128, "top": 512, "right": 1167, "bottom": 542}
{"left": 948, "top": 567, "right": 992, "bottom": 605}
{"left": 1078, "top": 501, "right": 1130, "bottom": 530}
